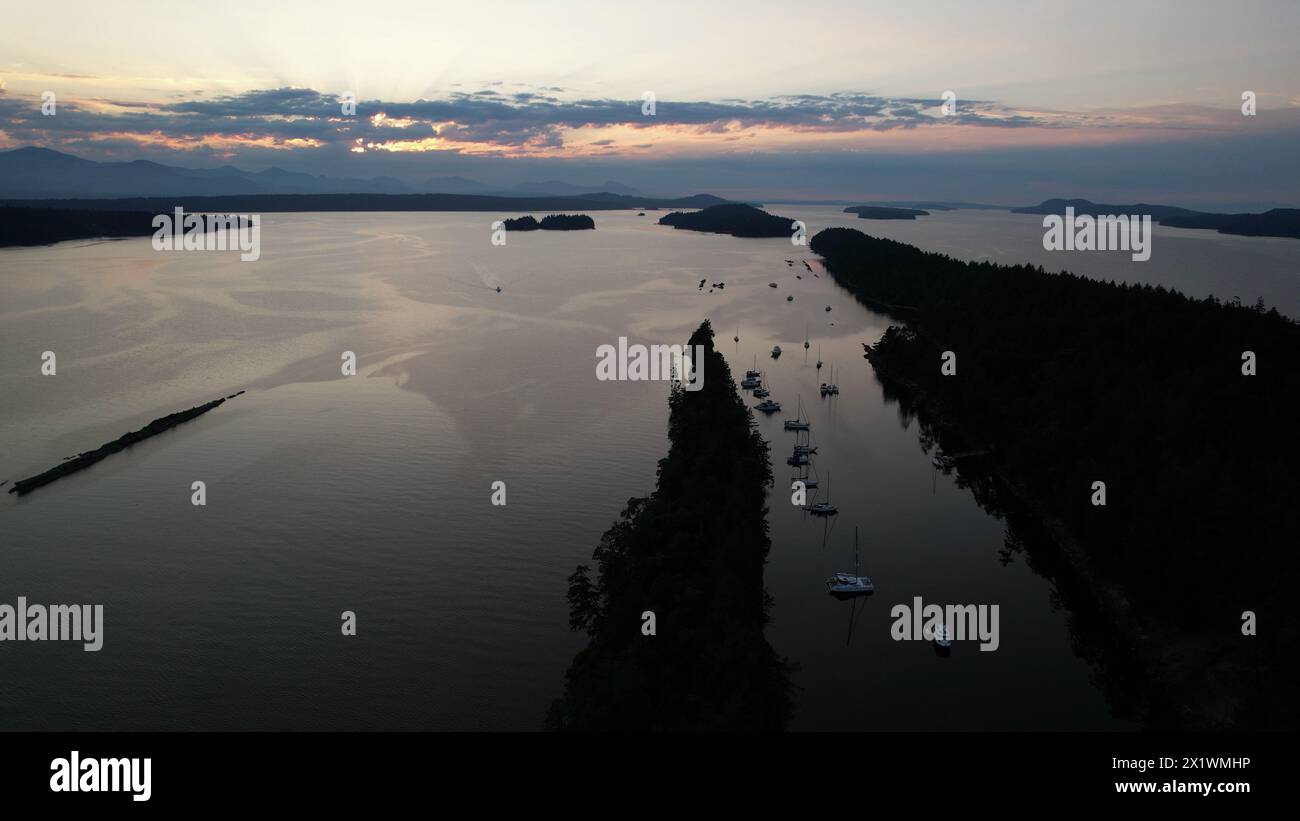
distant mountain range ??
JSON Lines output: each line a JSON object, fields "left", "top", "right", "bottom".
{"left": 0, "top": 147, "right": 652, "bottom": 200}
{"left": 1014, "top": 198, "right": 1300, "bottom": 239}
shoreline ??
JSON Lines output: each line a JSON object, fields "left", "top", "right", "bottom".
{"left": 864, "top": 346, "right": 1240, "bottom": 729}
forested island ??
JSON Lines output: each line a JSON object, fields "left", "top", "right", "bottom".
{"left": 0, "top": 206, "right": 160, "bottom": 247}
{"left": 502, "top": 213, "right": 595, "bottom": 231}
{"left": 1013, "top": 198, "right": 1300, "bottom": 239}
{"left": 548, "top": 320, "right": 794, "bottom": 730}
{"left": 842, "top": 205, "right": 930, "bottom": 220}
{"left": 657, "top": 203, "right": 797, "bottom": 238}
{"left": 811, "top": 226, "right": 1299, "bottom": 730}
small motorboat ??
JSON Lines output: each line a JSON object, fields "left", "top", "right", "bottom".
{"left": 786, "top": 295, "right": 794, "bottom": 302}
{"left": 825, "top": 305, "right": 832, "bottom": 312}
{"left": 768, "top": 282, "right": 778, "bottom": 288}
{"left": 771, "top": 345, "right": 782, "bottom": 358}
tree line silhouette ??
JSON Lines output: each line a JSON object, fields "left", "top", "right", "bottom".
{"left": 548, "top": 321, "right": 795, "bottom": 730}
{"left": 812, "top": 226, "right": 1299, "bottom": 728}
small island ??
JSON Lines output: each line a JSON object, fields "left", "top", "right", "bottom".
{"left": 502, "top": 213, "right": 595, "bottom": 231}
{"left": 842, "top": 205, "right": 930, "bottom": 220}
{"left": 657, "top": 203, "right": 797, "bottom": 238}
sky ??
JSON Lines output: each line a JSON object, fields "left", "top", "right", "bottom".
{"left": 1, "top": 0, "right": 1298, "bottom": 206}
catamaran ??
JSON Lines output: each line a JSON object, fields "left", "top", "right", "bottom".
{"left": 826, "top": 527, "right": 873, "bottom": 596}
{"left": 821, "top": 366, "right": 839, "bottom": 396}
{"left": 783, "top": 396, "right": 810, "bottom": 430}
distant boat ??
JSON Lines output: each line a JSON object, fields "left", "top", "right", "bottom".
{"left": 825, "top": 305, "right": 832, "bottom": 312}
{"left": 787, "top": 452, "right": 810, "bottom": 466}
{"left": 734, "top": 324, "right": 740, "bottom": 343}
{"left": 804, "top": 323, "right": 810, "bottom": 350}
{"left": 755, "top": 398, "right": 782, "bottom": 413}
{"left": 786, "top": 295, "right": 794, "bottom": 302}
{"left": 783, "top": 396, "right": 810, "bottom": 431}
{"left": 793, "top": 443, "right": 817, "bottom": 455}
{"left": 821, "top": 365, "right": 839, "bottom": 396}
{"left": 746, "top": 355, "right": 760, "bottom": 379}
{"left": 805, "top": 471, "right": 838, "bottom": 515}
{"left": 771, "top": 345, "right": 782, "bottom": 358}
{"left": 816, "top": 345, "right": 823, "bottom": 371}
{"left": 826, "top": 527, "right": 873, "bottom": 597}
{"left": 934, "top": 624, "right": 954, "bottom": 648}
{"left": 741, "top": 375, "right": 762, "bottom": 389}
{"left": 768, "top": 282, "right": 779, "bottom": 288}
{"left": 753, "top": 384, "right": 770, "bottom": 398}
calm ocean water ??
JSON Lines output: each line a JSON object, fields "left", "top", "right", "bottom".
{"left": 2, "top": 207, "right": 1295, "bottom": 729}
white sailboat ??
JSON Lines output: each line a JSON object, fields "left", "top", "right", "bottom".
{"left": 783, "top": 395, "right": 810, "bottom": 431}
{"left": 826, "top": 527, "right": 873, "bottom": 596}
{"left": 805, "top": 470, "right": 838, "bottom": 515}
